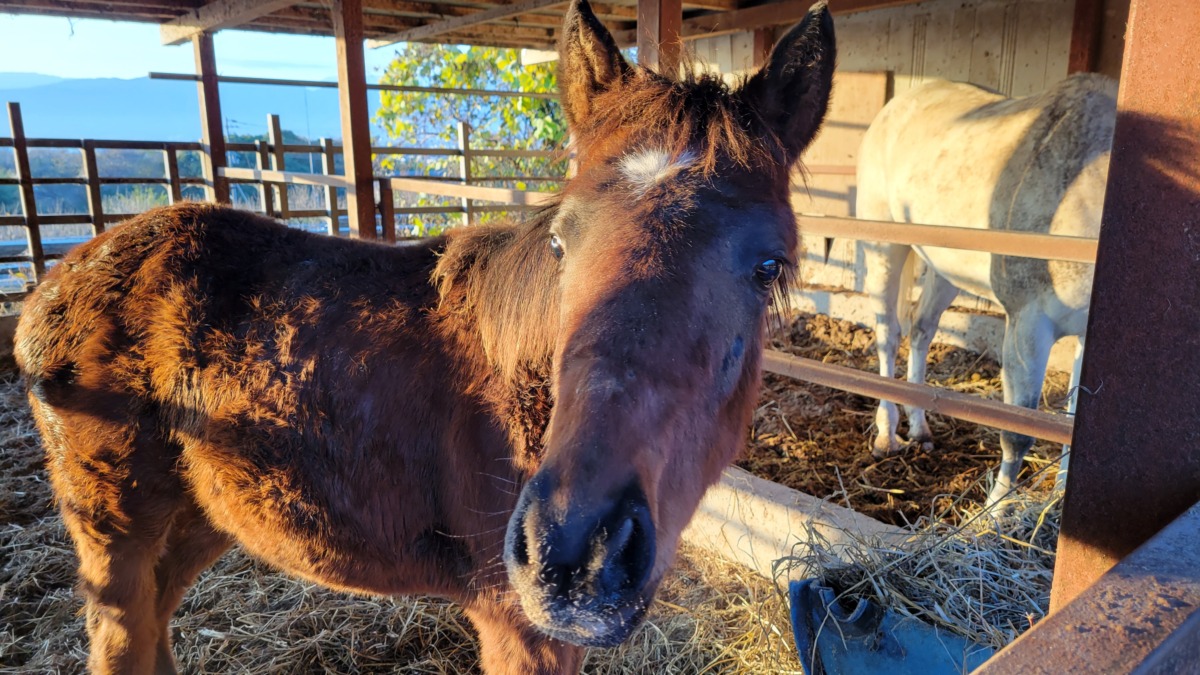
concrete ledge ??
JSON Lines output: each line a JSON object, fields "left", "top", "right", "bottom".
{"left": 974, "top": 500, "right": 1200, "bottom": 674}
{"left": 683, "top": 466, "right": 906, "bottom": 583}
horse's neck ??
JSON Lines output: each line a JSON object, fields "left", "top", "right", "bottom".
{"left": 435, "top": 220, "right": 560, "bottom": 473}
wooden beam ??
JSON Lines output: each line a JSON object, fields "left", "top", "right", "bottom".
{"left": 638, "top": 0, "right": 682, "bottom": 73}
{"left": 192, "top": 33, "right": 230, "bottom": 204}
{"left": 1068, "top": 0, "right": 1104, "bottom": 73}
{"left": 332, "top": 0, "right": 378, "bottom": 240}
{"left": 616, "top": 0, "right": 925, "bottom": 45}
{"left": 161, "top": 0, "right": 296, "bottom": 45}
{"left": 1050, "top": 0, "right": 1200, "bottom": 610}
{"left": 7, "top": 103, "right": 45, "bottom": 280}
{"left": 368, "top": 0, "right": 567, "bottom": 47}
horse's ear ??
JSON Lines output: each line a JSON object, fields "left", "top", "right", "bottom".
{"left": 558, "top": 0, "right": 632, "bottom": 129}
{"left": 739, "top": 3, "right": 836, "bottom": 164}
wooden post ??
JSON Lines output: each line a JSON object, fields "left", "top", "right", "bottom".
{"left": 254, "top": 140, "right": 276, "bottom": 217}
{"left": 162, "top": 145, "right": 183, "bottom": 206}
{"left": 8, "top": 103, "right": 44, "bottom": 280}
{"left": 457, "top": 121, "right": 474, "bottom": 227}
{"left": 267, "top": 114, "right": 290, "bottom": 219}
{"left": 637, "top": 0, "right": 682, "bottom": 75}
{"left": 377, "top": 178, "right": 396, "bottom": 243}
{"left": 320, "top": 138, "right": 340, "bottom": 235}
{"left": 1051, "top": 0, "right": 1200, "bottom": 610}
{"left": 82, "top": 140, "right": 105, "bottom": 235}
{"left": 331, "top": 0, "right": 377, "bottom": 240}
{"left": 193, "top": 33, "right": 229, "bottom": 203}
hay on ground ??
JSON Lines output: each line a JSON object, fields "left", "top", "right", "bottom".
{"left": 777, "top": 462, "right": 1062, "bottom": 652}
{"left": 0, "top": 371, "right": 802, "bottom": 674}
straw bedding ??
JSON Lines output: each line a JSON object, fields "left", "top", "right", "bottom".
{"left": 1, "top": 309, "right": 1065, "bottom": 671}
{"left": 744, "top": 311, "right": 1071, "bottom": 527}
{"left": 0, "top": 372, "right": 802, "bottom": 674}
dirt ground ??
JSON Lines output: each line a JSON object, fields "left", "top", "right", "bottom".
{"left": 742, "top": 312, "right": 1071, "bottom": 527}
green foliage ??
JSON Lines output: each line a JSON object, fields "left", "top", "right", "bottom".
{"left": 375, "top": 44, "right": 563, "bottom": 151}
{"left": 374, "top": 43, "right": 568, "bottom": 234}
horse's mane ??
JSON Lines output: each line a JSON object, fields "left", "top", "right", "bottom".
{"left": 574, "top": 69, "right": 788, "bottom": 175}
{"left": 434, "top": 205, "right": 561, "bottom": 382}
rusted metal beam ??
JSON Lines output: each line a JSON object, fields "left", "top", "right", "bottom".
{"left": 1068, "top": 0, "right": 1104, "bottom": 73}
{"left": 1051, "top": 0, "right": 1200, "bottom": 610}
{"left": 977, "top": 501, "right": 1200, "bottom": 673}
{"left": 161, "top": 0, "right": 295, "bottom": 45}
{"left": 638, "top": 0, "right": 683, "bottom": 74}
{"left": 763, "top": 350, "right": 1075, "bottom": 445}
{"left": 332, "top": 0, "right": 378, "bottom": 240}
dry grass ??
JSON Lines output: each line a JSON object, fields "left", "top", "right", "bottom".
{"left": 744, "top": 312, "right": 1071, "bottom": 526}
{"left": 779, "top": 464, "right": 1061, "bottom": 652}
{"left": 0, "top": 371, "right": 802, "bottom": 674}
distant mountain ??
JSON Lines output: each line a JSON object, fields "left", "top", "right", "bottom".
{"left": 0, "top": 74, "right": 384, "bottom": 142}
{"left": 0, "top": 73, "right": 64, "bottom": 89}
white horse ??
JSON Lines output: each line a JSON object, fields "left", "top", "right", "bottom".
{"left": 855, "top": 74, "right": 1116, "bottom": 505}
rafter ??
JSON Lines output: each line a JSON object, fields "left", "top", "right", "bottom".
{"left": 160, "top": 0, "right": 296, "bottom": 45}
{"left": 367, "top": 0, "right": 567, "bottom": 47}
{"left": 614, "top": 0, "right": 925, "bottom": 45}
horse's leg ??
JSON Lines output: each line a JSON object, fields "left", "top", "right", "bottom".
{"left": 151, "top": 500, "right": 233, "bottom": 674}
{"left": 465, "top": 602, "right": 584, "bottom": 675}
{"left": 989, "top": 306, "right": 1055, "bottom": 506}
{"left": 863, "top": 242, "right": 914, "bottom": 457}
{"left": 34, "top": 397, "right": 181, "bottom": 674}
{"left": 904, "top": 272, "right": 960, "bottom": 448}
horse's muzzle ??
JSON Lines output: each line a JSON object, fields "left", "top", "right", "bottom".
{"left": 504, "top": 476, "right": 656, "bottom": 646}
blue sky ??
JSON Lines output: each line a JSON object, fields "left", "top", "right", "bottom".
{"left": 0, "top": 13, "right": 400, "bottom": 81}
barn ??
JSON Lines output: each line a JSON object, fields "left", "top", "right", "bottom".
{"left": 0, "top": 0, "right": 1196, "bottom": 672}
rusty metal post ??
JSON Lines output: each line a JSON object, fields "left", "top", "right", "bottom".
{"left": 1051, "top": 0, "right": 1200, "bottom": 610}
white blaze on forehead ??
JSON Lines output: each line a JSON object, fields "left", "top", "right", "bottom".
{"left": 619, "top": 148, "right": 697, "bottom": 196}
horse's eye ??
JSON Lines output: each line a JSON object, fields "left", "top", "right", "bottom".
{"left": 754, "top": 259, "right": 783, "bottom": 287}
{"left": 549, "top": 234, "right": 564, "bottom": 260}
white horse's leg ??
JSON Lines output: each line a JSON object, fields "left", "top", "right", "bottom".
{"left": 904, "top": 272, "right": 960, "bottom": 448}
{"left": 863, "top": 243, "right": 914, "bottom": 458}
{"left": 989, "top": 306, "right": 1055, "bottom": 506}
{"left": 1055, "top": 336, "right": 1086, "bottom": 492}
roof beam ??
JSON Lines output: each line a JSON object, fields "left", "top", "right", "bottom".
{"left": 367, "top": 0, "right": 567, "bottom": 47}
{"left": 613, "top": 0, "right": 925, "bottom": 45}
{"left": 161, "top": 0, "right": 297, "bottom": 45}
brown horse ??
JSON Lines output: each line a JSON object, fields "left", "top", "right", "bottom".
{"left": 14, "top": 2, "right": 834, "bottom": 672}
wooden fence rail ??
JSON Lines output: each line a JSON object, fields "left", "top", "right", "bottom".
{"left": 2, "top": 101, "right": 1086, "bottom": 446}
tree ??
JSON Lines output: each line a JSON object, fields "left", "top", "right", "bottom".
{"left": 374, "top": 43, "right": 567, "bottom": 232}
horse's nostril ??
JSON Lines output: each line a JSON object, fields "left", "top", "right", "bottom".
{"left": 607, "top": 516, "right": 635, "bottom": 556}
{"left": 614, "top": 508, "right": 653, "bottom": 591}
{"left": 511, "top": 516, "right": 530, "bottom": 567}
